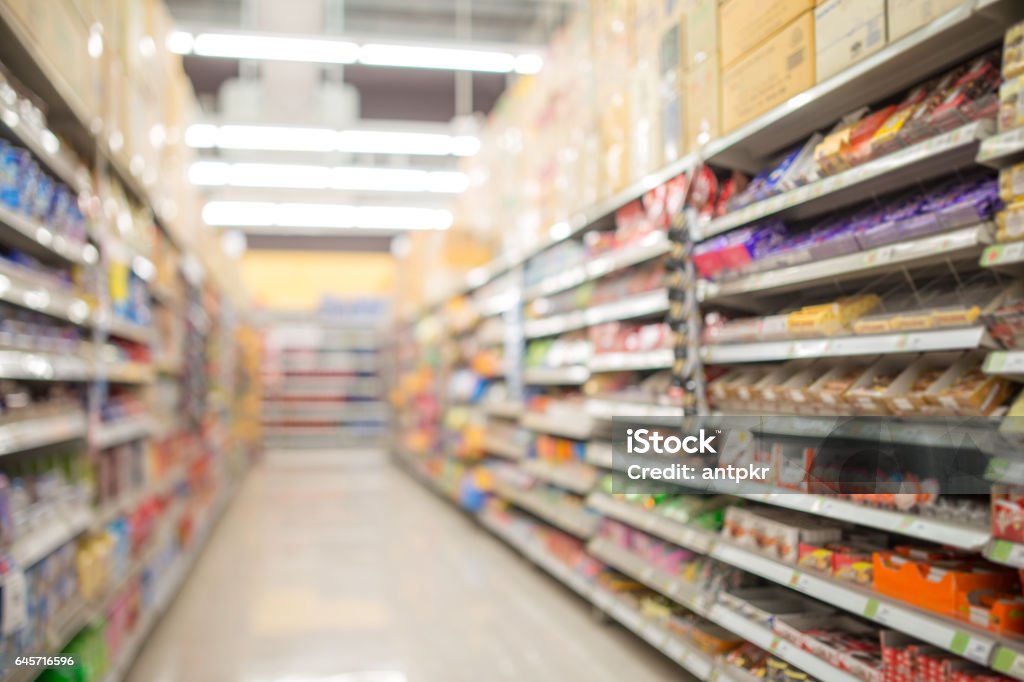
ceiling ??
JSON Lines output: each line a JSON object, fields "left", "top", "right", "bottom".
{"left": 164, "top": 0, "right": 574, "bottom": 250}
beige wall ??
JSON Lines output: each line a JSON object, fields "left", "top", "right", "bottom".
{"left": 240, "top": 250, "right": 396, "bottom": 310}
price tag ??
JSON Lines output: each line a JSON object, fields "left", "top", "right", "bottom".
{"left": 965, "top": 637, "right": 994, "bottom": 665}
{"left": 1003, "top": 353, "right": 1024, "bottom": 374}
{"left": 992, "top": 647, "right": 1024, "bottom": 677}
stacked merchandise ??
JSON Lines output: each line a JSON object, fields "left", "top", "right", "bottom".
{"left": 0, "top": 2, "right": 260, "bottom": 681}
{"left": 261, "top": 313, "right": 386, "bottom": 449}
{"left": 392, "top": 6, "right": 1024, "bottom": 682}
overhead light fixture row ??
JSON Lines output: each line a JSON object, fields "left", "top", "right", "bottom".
{"left": 202, "top": 201, "right": 453, "bottom": 231}
{"left": 189, "top": 161, "right": 469, "bottom": 194}
{"left": 169, "top": 31, "right": 544, "bottom": 75}
{"left": 185, "top": 124, "right": 480, "bottom": 157}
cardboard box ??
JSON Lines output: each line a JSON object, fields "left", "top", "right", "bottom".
{"left": 814, "top": 0, "right": 887, "bottom": 83}
{"left": 719, "top": 0, "right": 816, "bottom": 68}
{"left": 658, "top": 18, "right": 686, "bottom": 164}
{"left": 630, "top": 59, "right": 662, "bottom": 181}
{"left": 685, "top": 53, "right": 721, "bottom": 150}
{"left": 684, "top": 0, "right": 718, "bottom": 70}
{"left": 888, "top": 0, "right": 963, "bottom": 42}
{"left": 721, "top": 12, "right": 815, "bottom": 133}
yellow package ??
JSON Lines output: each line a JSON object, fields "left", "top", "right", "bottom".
{"left": 997, "top": 200, "right": 1024, "bottom": 243}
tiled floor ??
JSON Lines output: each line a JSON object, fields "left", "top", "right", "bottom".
{"left": 126, "top": 449, "right": 690, "bottom": 682}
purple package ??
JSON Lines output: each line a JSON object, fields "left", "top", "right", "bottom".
{"left": 931, "top": 179, "right": 1000, "bottom": 229}
{"left": 807, "top": 222, "right": 861, "bottom": 260}
{"left": 716, "top": 221, "right": 787, "bottom": 274}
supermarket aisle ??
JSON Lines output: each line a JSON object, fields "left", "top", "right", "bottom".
{"left": 126, "top": 449, "right": 687, "bottom": 682}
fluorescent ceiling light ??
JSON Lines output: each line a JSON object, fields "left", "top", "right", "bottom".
{"left": 192, "top": 32, "right": 358, "bottom": 64}
{"left": 203, "top": 201, "right": 452, "bottom": 230}
{"left": 170, "top": 31, "right": 543, "bottom": 74}
{"left": 358, "top": 43, "right": 515, "bottom": 73}
{"left": 189, "top": 161, "right": 468, "bottom": 193}
{"left": 185, "top": 124, "right": 479, "bottom": 157}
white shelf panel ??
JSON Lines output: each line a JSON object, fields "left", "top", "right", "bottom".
{"left": 523, "top": 366, "right": 590, "bottom": 386}
{"left": 524, "top": 289, "right": 669, "bottom": 339}
{"left": 94, "top": 415, "right": 155, "bottom": 450}
{"left": 702, "top": 224, "right": 993, "bottom": 302}
{"left": 0, "top": 203, "right": 96, "bottom": 267}
{"left": 589, "top": 349, "right": 675, "bottom": 373}
{"left": 524, "top": 232, "right": 672, "bottom": 301}
{"left": 588, "top": 494, "right": 717, "bottom": 554}
{"left": 586, "top": 399, "right": 686, "bottom": 420}
{"left": 0, "top": 262, "right": 92, "bottom": 326}
{"left": 10, "top": 507, "right": 92, "bottom": 568}
{"left": 0, "top": 409, "right": 87, "bottom": 456}
{"left": 492, "top": 479, "right": 598, "bottom": 538}
{"left": 696, "top": 120, "right": 992, "bottom": 241}
{"left": 591, "top": 493, "right": 1020, "bottom": 677}
{"left": 584, "top": 441, "right": 614, "bottom": 468}
{"left": 521, "top": 409, "right": 595, "bottom": 440}
{"left": 984, "top": 351, "right": 1024, "bottom": 379}
{"left": 0, "top": 350, "right": 92, "bottom": 381}
{"left": 481, "top": 436, "right": 527, "bottom": 460}
{"left": 978, "top": 127, "right": 1024, "bottom": 168}
{"left": 701, "top": 327, "right": 988, "bottom": 364}
{"left": 982, "top": 241, "right": 1024, "bottom": 269}
{"left": 481, "top": 400, "right": 525, "bottom": 419}
{"left": 521, "top": 459, "right": 598, "bottom": 494}
{"left": 101, "top": 314, "right": 151, "bottom": 344}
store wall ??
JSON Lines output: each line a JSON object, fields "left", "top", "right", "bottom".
{"left": 240, "top": 251, "right": 396, "bottom": 310}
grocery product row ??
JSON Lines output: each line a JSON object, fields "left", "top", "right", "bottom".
{"left": 393, "top": 8, "right": 1024, "bottom": 682}
{"left": 0, "top": 4, "right": 261, "bottom": 682}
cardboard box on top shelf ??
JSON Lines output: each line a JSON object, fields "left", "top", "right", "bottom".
{"left": 888, "top": 0, "right": 963, "bottom": 42}
{"left": 721, "top": 11, "right": 815, "bottom": 134}
{"left": 630, "top": 56, "right": 662, "bottom": 181}
{"left": 718, "top": 0, "right": 816, "bottom": 68}
{"left": 684, "top": 0, "right": 718, "bottom": 71}
{"left": 657, "top": 7, "right": 687, "bottom": 166}
{"left": 600, "top": 87, "right": 631, "bottom": 196}
{"left": 591, "top": 0, "right": 635, "bottom": 72}
{"left": 814, "top": 0, "right": 887, "bottom": 82}
{"left": 633, "top": 0, "right": 662, "bottom": 63}
{"left": 685, "top": 53, "right": 720, "bottom": 152}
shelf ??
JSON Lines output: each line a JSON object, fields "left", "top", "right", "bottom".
{"left": 524, "top": 232, "right": 672, "bottom": 301}
{"left": 981, "top": 241, "right": 1024, "bottom": 270}
{"left": 586, "top": 399, "right": 686, "bottom": 420}
{"left": 523, "top": 366, "right": 590, "bottom": 386}
{"left": 524, "top": 288, "right": 670, "bottom": 339}
{"left": 102, "top": 315, "right": 152, "bottom": 345}
{"left": 101, "top": 361, "right": 156, "bottom": 384}
{"left": 0, "top": 409, "right": 87, "bottom": 456}
{"left": 701, "top": 224, "right": 993, "bottom": 304}
{"left": 481, "top": 400, "right": 524, "bottom": 419}
{"left": 0, "top": 97, "right": 88, "bottom": 195}
{"left": 0, "top": 349, "right": 92, "bottom": 381}
{"left": 0, "top": 260, "right": 93, "bottom": 326}
{"left": 985, "top": 539, "right": 1024, "bottom": 568}
{"left": 492, "top": 479, "right": 598, "bottom": 538}
{"left": 589, "top": 493, "right": 1023, "bottom": 678}
{"left": 702, "top": 0, "right": 1020, "bottom": 172}
{"left": 94, "top": 415, "right": 155, "bottom": 450}
{"left": 0, "top": 203, "right": 96, "bottom": 267}
{"left": 9, "top": 507, "right": 92, "bottom": 568}
{"left": 977, "top": 127, "right": 1024, "bottom": 168}
{"left": 521, "top": 409, "right": 595, "bottom": 440}
{"left": 481, "top": 436, "right": 527, "bottom": 460}
{"left": 588, "top": 349, "right": 675, "bottom": 373}
{"left": 521, "top": 459, "right": 598, "bottom": 494}
{"left": 701, "top": 326, "right": 990, "bottom": 364}
{"left": 697, "top": 120, "right": 992, "bottom": 241}
{"left": 588, "top": 536, "right": 861, "bottom": 682}
{"left": 984, "top": 351, "right": 1024, "bottom": 380}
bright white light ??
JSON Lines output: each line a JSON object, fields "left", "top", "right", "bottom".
{"left": 189, "top": 161, "right": 467, "bottom": 193}
{"left": 217, "top": 125, "right": 337, "bottom": 152}
{"left": 203, "top": 201, "right": 277, "bottom": 227}
{"left": 185, "top": 124, "right": 218, "bottom": 148}
{"left": 359, "top": 43, "right": 515, "bottom": 72}
{"left": 515, "top": 53, "right": 544, "bottom": 74}
{"left": 192, "top": 32, "right": 359, "bottom": 64}
{"left": 167, "top": 30, "right": 194, "bottom": 54}
{"left": 451, "top": 135, "right": 480, "bottom": 157}
{"left": 549, "top": 221, "right": 571, "bottom": 240}
{"left": 203, "top": 201, "right": 451, "bottom": 230}
{"left": 88, "top": 24, "right": 104, "bottom": 59}
{"left": 185, "top": 124, "right": 478, "bottom": 157}
{"left": 336, "top": 130, "right": 452, "bottom": 155}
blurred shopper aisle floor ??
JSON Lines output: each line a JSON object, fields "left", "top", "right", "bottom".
{"left": 126, "top": 449, "right": 688, "bottom": 682}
